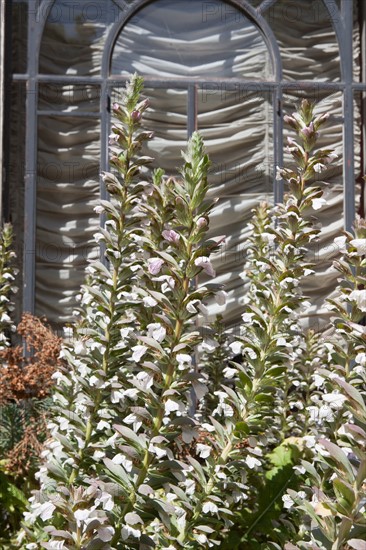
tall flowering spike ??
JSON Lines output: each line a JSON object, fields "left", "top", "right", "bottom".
{"left": 21, "top": 77, "right": 223, "bottom": 548}
{"left": 0, "top": 223, "right": 17, "bottom": 349}
{"left": 288, "top": 214, "right": 366, "bottom": 550}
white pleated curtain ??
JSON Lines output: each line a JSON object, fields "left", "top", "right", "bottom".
{"left": 35, "top": 0, "right": 361, "bottom": 328}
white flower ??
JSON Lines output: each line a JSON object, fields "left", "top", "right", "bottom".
{"left": 131, "top": 345, "right": 147, "bottom": 362}
{"left": 313, "top": 374, "right": 325, "bottom": 388}
{"left": 245, "top": 455, "right": 261, "bottom": 469}
{"left": 194, "top": 256, "right": 216, "bottom": 277}
{"left": 307, "top": 405, "right": 334, "bottom": 423}
{"left": 177, "top": 353, "right": 192, "bottom": 370}
{"left": 124, "top": 413, "right": 142, "bottom": 432}
{"left": 149, "top": 443, "right": 167, "bottom": 459}
{"left": 96, "top": 420, "right": 110, "bottom": 431}
{"left": 282, "top": 494, "right": 295, "bottom": 509}
{"left": 112, "top": 454, "right": 133, "bottom": 472}
{"left": 355, "top": 352, "right": 366, "bottom": 366}
{"left": 147, "top": 257, "right": 164, "bottom": 275}
{"left": 196, "top": 444, "right": 212, "bottom": 459}
{"left": 223, "top": 366, "right": 237, "bottom": 379}
{"left": 93, "top": 204, "right": 104, "bottom": 214}
{"left": 93, "top": 232, "right": 104, "bottom": 243}
{"left": 213, "top": 391, "right": 234, "bottom": 417}
{"left": 143, "top": 295, "right": 157, "bottom": 307}
{"left": 165, "top": 399, "right": 182, "bottom": 414}
{"left": 348, "top": 289, "right": 366, "bottom": 312}
{"left": 121, "top": 525, "right": 141, "bottom": 540}
{"left": 242, "top": 312, "right": 254, "bottom": 323}
{"left": 313, "top": 162, "right": 325, "bottom": 173}
{"left": 350, "top": 238, "right": 366, "bottom": 255}
{"left": 186, "top": 299, "right": 199, "bottom": 313}
{"left": 74, "top": 340, "right": 87, "bottom": 355}
{"left": 261, "top": 232, "right": 276, "bottom": 245}
{"left": 38, "top": 501, "right": 56, "bottom": 521}
{"left": 147, "top": 323, "right": 166, "bottom": 342}
{"left": 312, "top": 197, "right": 327, "bottom": 210}
{"left": 202, "top": 501, "right": 218, "bottom": 514}
{"left": 201, "top": 338, "right": 218, "bottom": 351}
{"left": 229, "top": 341, "right": 243, "bottom": 355}
{"left": 74, "top": 509, "right": 90, "bottom": 523}
{"left": 322, "top": 392, "right": 347, "bottom": 409}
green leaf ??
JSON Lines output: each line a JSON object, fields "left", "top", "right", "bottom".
{"left": 113, "top": 424, "right": 147, "bottom": 450}
{"left": 103, "top": 457, "right": 132, "bottom": 490}
{"left": 319, "top": 439, "right": 355, "bottom": 482}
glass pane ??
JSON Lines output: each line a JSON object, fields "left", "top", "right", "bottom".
{"left": 264, "top": 0, "right": 341, "bottom": 81}
{"left": 111, "top": 0, "right": 271, "bottom": 79}
{"left": 38, "top": 83, "right": 100, "bottom": 113}
{"left": 353, "top": 1, "right": 362, "bottom": 83}
{"left": 39, "top": 0, "right": 120, "bottom": 75}
{"left": 198, "top": 86, "right": 274, "bottom": 327}
{"left": 36, "top": 116, "right": 101, "bottom": 325}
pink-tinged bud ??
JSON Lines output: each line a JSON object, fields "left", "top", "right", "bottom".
{"left": 301, "top": 122, "right": 315, "bottom": 138}
{"left": 162, "top": 229, "right": 180, "bottom": 244}
{"left": 283, "top": 115, "right": 298, "bottom": 130}
{"left": 137, "top": 98, "right": 150, "bottom": 111}
{"left": 196, "top": 217, "right": 208, "bottom": 229}
{"left": 175, "top": 196, "right": 184, "bottom": 206}
{"left": 131, "top": 110, "right": 142, "bottom": 122}
{"left": 148, "top": 257, "right": 164, "bottom": 275}
{"left": 112, "top": 103, "right": 121, "bottom": 113}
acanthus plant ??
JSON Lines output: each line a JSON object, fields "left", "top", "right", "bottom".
{"left": 286, "top": 217, "right": 366, "bottom": 550}
{"left": 216, "top": 100, "right": 341, "bottom": 548}
{"left": 19, "top": 75, "right": 224, "bottom": 549}
{"left": 16, "top": 77, "right": 365, "bottom": 550}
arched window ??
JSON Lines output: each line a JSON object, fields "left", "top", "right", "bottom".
{"left": 3, "top": 0, "right": 366, "bottom": 328}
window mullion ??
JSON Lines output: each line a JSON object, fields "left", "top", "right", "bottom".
{"left": 23, "top": 1, "right": 40, "bottom": 315}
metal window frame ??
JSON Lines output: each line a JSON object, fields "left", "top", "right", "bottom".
{"left": 9, "top": 0, "right": 366, "bottom": 316}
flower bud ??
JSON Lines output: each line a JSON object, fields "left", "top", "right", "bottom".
{"left": 196, "top": 217, "right": 208, "bottom": 229}
{"left": 131, "top": 110, "right": 142, "bottom": 122}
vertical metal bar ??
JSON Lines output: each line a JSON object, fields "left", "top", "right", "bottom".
{"left": 187, "top": 83, "right": 197, "bottom": 138}
{"left": 23, "top": 0, "right": 39, "bottom": 313}
{"left": 341, "top": 0, "right": 355, "bottom": 232}
{"left": 273, "top": 86, "right": 283, "bottom": 204}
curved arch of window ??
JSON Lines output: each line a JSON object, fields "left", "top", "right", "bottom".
{"left": 7, "top": 0, "right": 366, "bottom": 326}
